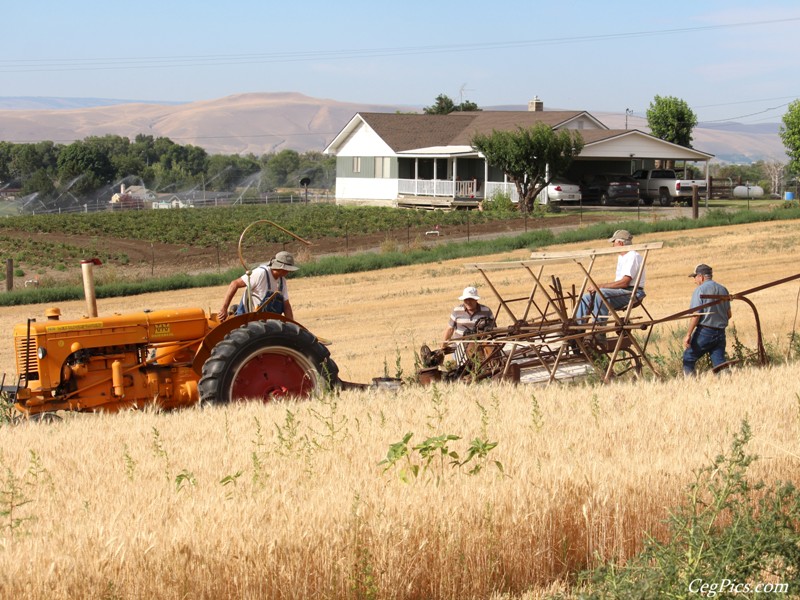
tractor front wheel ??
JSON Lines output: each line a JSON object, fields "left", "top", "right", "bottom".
{"left": 198, "top": 320, "right": 339, "bottom": 404}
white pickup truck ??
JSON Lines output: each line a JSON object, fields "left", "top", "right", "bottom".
{"left": 631, "top": 169, "right": 707, "bottom": 206}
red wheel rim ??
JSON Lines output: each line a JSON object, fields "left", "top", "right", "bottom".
{"left": 230, "top": 348, "right": 318, "bottom": 401}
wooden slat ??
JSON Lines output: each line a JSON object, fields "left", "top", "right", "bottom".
{"left": 466, "top": 257, "right": 583, "bottom": 270}
{"left": 465, "top": 242, "right": 663, "bottom": 271}
{"left": 528, "top": 242, "right": 664, "bottom": 259}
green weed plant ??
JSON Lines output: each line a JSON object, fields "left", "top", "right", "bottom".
{"left": 573, "top": 421, "right": 800, "bottom": 599}
{"left": 379, "top": 431, "right": 502, "bottom": 485}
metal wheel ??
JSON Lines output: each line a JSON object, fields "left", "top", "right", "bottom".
{"left": 658, "top": 189, "right": 672, "bottom": 206}
{"left": 600, "top": 192, "right": 610, "bottom": 206}
{"left": 199, "top": 320, "right": 339, "bottom": 404}
{"left": 605, "top": 348, "right": 643, "bottom": 380}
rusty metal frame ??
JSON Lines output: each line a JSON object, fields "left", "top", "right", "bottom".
{"left": 438, "top": 245, "right": 800, "bottom": 385}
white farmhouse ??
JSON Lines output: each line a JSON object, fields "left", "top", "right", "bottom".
{"left": 324, "top": 98, "right": 713, "bottom": 208}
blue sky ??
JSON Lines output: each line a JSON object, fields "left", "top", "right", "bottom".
{"left": 3, "top": 0, "right": 798, "bottom": 124}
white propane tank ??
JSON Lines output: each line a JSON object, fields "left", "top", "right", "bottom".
{"left": 733, "top": 185, "right": 764, "bottom": 198}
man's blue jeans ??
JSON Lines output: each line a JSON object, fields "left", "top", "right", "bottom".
{"left": 683, "top": 326, "right": 727, "bottom": 375}
{"left": 575, "top": 289, "right": 645, "bottom": 323}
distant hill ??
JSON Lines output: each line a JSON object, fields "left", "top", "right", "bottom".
{"left": 0, "top": 97, "right": 186, "bottom": 110}
{"left": 0, "top": 92, "right": 403, "bottom": 156}
{"left": 0, "top": 93, "right": 787, "bottom": 163}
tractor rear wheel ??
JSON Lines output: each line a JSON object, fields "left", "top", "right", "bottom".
{"left": 198, "top": 320, "right": 339, "bottom": 404}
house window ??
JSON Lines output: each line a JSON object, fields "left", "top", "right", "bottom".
{"left": 374, "top": 157, "right": 390, "bottom": 178}
{"left": 352, "top": 157, "right": 361, "bottom": 173}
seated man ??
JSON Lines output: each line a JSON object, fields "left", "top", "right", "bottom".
{"left": 442, "top": 286, "right": 495, "bottom": 365}
{"left": 575, "top": 230, "right": 646, "bottom": 326}
{"left": 217, "top": 251, "right": 298, "bottom": 321}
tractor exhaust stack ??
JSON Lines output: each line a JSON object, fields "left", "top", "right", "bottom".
{"left": 81, "top": 258, "right": 102, "bottom": 318}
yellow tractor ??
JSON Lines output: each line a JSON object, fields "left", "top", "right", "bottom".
{"left": 5, "top": 221, "right": 344, "bottom": 417}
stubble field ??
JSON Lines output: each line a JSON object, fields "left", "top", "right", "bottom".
{"left": 0, "top": 220, "right": 798, "bottom": 598}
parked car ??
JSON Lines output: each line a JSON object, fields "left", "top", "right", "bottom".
{"left": 544, "top": 177, "right": 581, "bottom": 203}
{"left": 580, "top": 174, "right": 639, "bottom": 206}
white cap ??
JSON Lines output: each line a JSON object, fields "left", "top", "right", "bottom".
{"left": 458, "top": 286, "right": 480, "bottom": 301}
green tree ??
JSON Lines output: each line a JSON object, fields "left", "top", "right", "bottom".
{"left": 56, "top": 141, "right": 114, "bottom": 196}
{"left": 266, "top": 149, "right": 301, "bottom": 187}
{"left": 21, "top": 169, "right": 56, "bottom": 199}
{"left": 780, "top": 99, "right": 800, "bottom": 173}
{"left": 295, "top": 151, "right": 335, "bottom": 188}
{"left": 205, "top": 154, "right": 259, "bottom": 191}
{"left": 147, "top": 163, "right": 183, "bottom": 194}
{"left": 131, "top": 134, "right": 157, "bottom": 169}
{"left": 112, "top": 152, "right": 146, "bottom": 180}
{"left": 0, "top": 142, "right": 13, "bottom": 182}
{"left": 646, "top": 95, "right": 698, "bottom": 148}
{"left": 182, "top": 145, "right": 209, "bottom": 176}
{"left": 10, "top": 142, "right": 59, "bottom": 183}
{"left": 83, "top": 134, "right": 131, "bottom": 161}
{"left": 423, "top": 93, "right": 482, "bottom": 115}
{"left": 471, "top": 124, "right": 584, "bottom": 213}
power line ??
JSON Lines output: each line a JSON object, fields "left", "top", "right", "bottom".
{"left": 1, "top": 17, "right": 798, "bottom": 73}
{"left": 7, "top": 131, "right": 342, "bottom": 144}
{"left": 604, "top": 95, "right": 797, "bottom": 125}
{"left": 693, "top": 95, "right": 799, "bottom": 109}
{"left": 699, "top": 103, "right": 792, "bottom": 124}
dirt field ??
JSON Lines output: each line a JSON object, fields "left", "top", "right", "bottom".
{"left": 10, "top": 211, "right": 624, "bottom": 285}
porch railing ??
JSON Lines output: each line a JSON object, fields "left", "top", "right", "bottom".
{"left": 398, "top": 179, "right": 480, "bottom": 198}
{"left": 484, "top": 182, "right": 520, "bottom": 202}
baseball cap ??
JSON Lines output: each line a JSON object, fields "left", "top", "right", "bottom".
{"left": 270, "top": 251, "right": 299, "bottom": 271}
{"left": 689, "top": 263, "right": 712, "bottom": 278}
{"left": 458, "top": 286, "right": 480, "bottom": 301}
{"left": 608, "top": 229, "right": 633, "bottom": 243}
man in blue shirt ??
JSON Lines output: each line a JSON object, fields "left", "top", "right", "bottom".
{"left": 683, "top": 263, "right": 732, "bottom": 375}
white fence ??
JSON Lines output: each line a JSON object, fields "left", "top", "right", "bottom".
{"left": 398, "top": 179, "right": 479, "bottom": 197}
{"left": 484, "top": 182, "right": 520, "bottom": 202}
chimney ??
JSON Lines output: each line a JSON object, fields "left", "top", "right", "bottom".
{"left": 528, "top": 96, "right": 543, "bottom": 112}
{"left": 120, "top": 183, "right": 126, "bottom": 194}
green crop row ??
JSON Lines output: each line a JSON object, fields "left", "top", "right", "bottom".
{"left": 0, "top": 204, "right": 521, "bottom": 247}
{"left": 0, "top": 235, "right": 129, "bottom": 278}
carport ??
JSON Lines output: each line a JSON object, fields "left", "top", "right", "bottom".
{"left": 566, "top": 129, "right": 714, "bottom": 183}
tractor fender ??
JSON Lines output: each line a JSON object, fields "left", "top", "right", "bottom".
{"left": 192, "top": 311, "right": 293, "bottom": 376}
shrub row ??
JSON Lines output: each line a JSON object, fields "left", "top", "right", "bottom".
{"left": 0, "top": 204, "right": 521, "bottom": 247}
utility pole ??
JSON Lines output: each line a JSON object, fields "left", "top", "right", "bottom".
{"left": 625, "top": 108, "right": 634, "bottom": 130}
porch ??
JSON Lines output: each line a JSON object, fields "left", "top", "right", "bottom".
{"left": 396, "top": 178, "right": 520, "bottom": 209}
{"left": 395, "top": 154, "right": 521, "bottom": 208}
{"left": 398, "top": 178, "right": 483, "bottom": 198}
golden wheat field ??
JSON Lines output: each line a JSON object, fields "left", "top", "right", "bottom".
{"left": 0, "top": 220, "right": 799, "bottom": 599}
